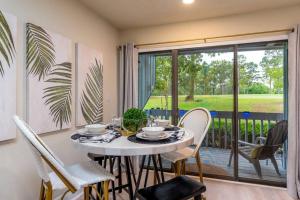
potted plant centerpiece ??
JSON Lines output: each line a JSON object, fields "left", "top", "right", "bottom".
{"left": 122, "top": 108, "right": 147, "bottom": 135}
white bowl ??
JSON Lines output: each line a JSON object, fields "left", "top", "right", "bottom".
{"left": 85, "top": 124, "right": 107, "bottom": 134}
{"left": 142, "top": 127, "right": 165, "bottom": 137}
{"left": 154, "top": 119, "right": 170, "bottom": 127}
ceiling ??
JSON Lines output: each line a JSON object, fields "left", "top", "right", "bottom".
{"left": 79, "top": 0, "right": 300, "bottom": 30}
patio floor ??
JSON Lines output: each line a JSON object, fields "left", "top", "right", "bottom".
{"left": 160, "top": 147, "right": 286, "bottom": 183}
{"left": 199, "top": 147, "right": 286, "bottom": 182}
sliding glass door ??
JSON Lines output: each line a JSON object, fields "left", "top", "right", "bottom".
{"left": 177, "top": 47, "right": 235, "bottom": 177}
{"left": 138, "top": 40, "right": 288, "bottom": 186}
{"left": 237, "top": 41, "right": 288, "bottom": 184}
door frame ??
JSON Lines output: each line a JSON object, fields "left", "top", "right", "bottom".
{"left": 141, "top": 40, "right": 288, "bottom": 187}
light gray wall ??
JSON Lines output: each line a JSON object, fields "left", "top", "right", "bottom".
{"left": 0, "top": 0, "right": 119, "bottom": 199}
{"left": 120, "top": 5, "right": 300, "bottom": 45}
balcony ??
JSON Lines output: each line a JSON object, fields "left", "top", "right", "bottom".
{"left": 146, "top": 108, "right": 286, "bottom": 183}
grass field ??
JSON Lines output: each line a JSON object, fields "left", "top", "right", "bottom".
{"left": 144, "top": 94, "right": 283, "bottom": 113}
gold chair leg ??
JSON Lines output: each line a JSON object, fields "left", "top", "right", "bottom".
{"left": 44, "top": 181, "right": 53, "bottom": 200}
{"left": 196, "top": 153, "right": 204, "bottom": 183}
{"left": 103, "top": 181, "right": 109, "bottom": 200}
{"left": 39, "top": 181, "right": 45, "bottom": 200}
{"left": 181, "top": 160, "right": 186, "bottom": 175}
{"left": 175, "top": 161, "right": 181, "bottom": 176}
{"left": 84, "top": 186, "right": 90, "bottom": 200}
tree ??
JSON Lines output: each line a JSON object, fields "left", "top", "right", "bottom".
{"left": 153, "top": 56, "right": 172, "bottom": 110}
{"left": 196, "top": 61, "right": 210, "bottom": 95}
{"left": 238, "top": 55, "right": 260, "bottom": 94}
{"left": 260, "top": 50, "right": 284, "bottom": 94}
{"left": 178, "top": 53, "right": 203, "bottom": 101}
{"left": 208, "top": 59, "right": 232, "bottom": 95}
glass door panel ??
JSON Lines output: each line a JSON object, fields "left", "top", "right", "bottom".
{"left": 177, "top": 47, "right": 235, "bottom": 177}
{"left": 237, "top": 41, "right": 287, "bottom": 183}
{"left": 141, "top": 52, "right": 173, "bottom": 121}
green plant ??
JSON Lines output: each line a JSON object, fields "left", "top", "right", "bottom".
{"left": 81, "top": 59, "right": 104, "bottom": 124}
{"left": 0, "top": 11, "right": 15, "bottom": 77}
{"left": 43, "top": 62, "right": 72, "bottom": 129}
{"left": 123, "top": 108, "right": 147, "bottom": 132}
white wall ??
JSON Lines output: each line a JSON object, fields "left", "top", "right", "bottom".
{"left": 0, "top": 0, "right": 119, "bottom": 199}
{"left": 120, "top": 5, "right": 300, "bottom": 46}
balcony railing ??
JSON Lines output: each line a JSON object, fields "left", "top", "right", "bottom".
{"left": 145, "top": 108, "right": 286, "bottom": 168}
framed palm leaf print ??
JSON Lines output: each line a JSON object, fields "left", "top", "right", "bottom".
{"left": 75, "top": 43, "right": 103, "bottom": 126}
{"left": 26, "top": 23, "right": 72, "bottom": 134}
{"left": 0, "top": 11, "right": 17, "bottom": 141}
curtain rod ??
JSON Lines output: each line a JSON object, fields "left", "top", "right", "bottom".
{"left": 134, "top": 28, "right": 294, "bottom": 48}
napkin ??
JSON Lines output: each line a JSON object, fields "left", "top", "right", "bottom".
{"left": 71, "top": 130, "right": 121, "bottom": 143}
{"left": 170, "top": 130, "right": 185, "bottom": 140}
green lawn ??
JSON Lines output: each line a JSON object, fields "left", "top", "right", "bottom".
{"left": 144, "top": 94, "right": 283, "bottom": 113}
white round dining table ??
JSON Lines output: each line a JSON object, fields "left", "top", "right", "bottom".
{"left": 72, "top": 129, "right": 194, "bottom": 156}
{"left": 71, "top": 129, "right": 194, "bottom": 200}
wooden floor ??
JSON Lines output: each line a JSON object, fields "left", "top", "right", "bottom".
{"left": 113, "top": 172, "right": 292, "bottom": 200}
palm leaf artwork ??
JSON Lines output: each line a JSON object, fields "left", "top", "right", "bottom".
{"left": 0, "top": 11, "right": 16, "bottom": 77}
{"left": 26, "top": 23, "right": 55, "bottom": 80}
{"left": 43, "top": 62, "right": 72, "bottom": 129}
{"left": 81, "top": 59, "right": 104, "bottom": 124}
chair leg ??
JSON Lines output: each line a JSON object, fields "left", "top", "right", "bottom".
{"left": 144, "top": 156, "right": 151, "bottom": 188}
{"left": 228, "top": 148, "right": 233, "bottom": 167}
{"left": 39, "top": 181, "right": 45, "bottom": 200}
{"left": 158, "top": 154, "right": 165, "bottom": 183}
{"left": 44, "top": 181, "right": 52, "bottom": 200}
{"left": 252, "top": 160, "right": 262, "bottom": 178}
{"left": 103, "top": 181, "right": 110, "bottom": 200}
{"left": 270, "top": 156, "right": 281, "bottom": 176}
{"left": 175, "top": 161, "right": 181, "bottom": 176}
{"left": 152, "top": 155, "right": 161, "bottom": 184}
{"left": 181, "top": 160, "right": 186, "bottom": 175}
{"left": 109, "top": 157, "right": 116, "bottom": 200}
{"left": 117, "top": 156, "right": 122, "bottom": 193}
{"left": 196, "top": 154, "right": 204, "bottom": 183}
{"left": 84, "top": 186, "right": 90, "bottom": 200}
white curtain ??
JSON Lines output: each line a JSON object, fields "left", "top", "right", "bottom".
{"left": 118, "top": 43, "right": 139, "bottom": 116}
{"left": 117, "top": 43, "right": 140, "bottom": 171}
{"left": 288, "top": 25, "right": 300, "bottom": 199}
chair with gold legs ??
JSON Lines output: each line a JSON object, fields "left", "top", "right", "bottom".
{"left": 14, "top": 116, "right": 114, "bottom": 200}
{"left": 161, "top": 108, "right": 211, "bottom": 182}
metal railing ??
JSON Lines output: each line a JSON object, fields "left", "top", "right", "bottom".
{"left": 145, "top": 108, "right": 284, "bottom": 149}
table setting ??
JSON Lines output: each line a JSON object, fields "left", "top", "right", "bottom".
{"left": 70, "top": 108, "right": 194, "bottom": 200}
{"left": 71, "top": 108, "right": 187, "bottom": 145}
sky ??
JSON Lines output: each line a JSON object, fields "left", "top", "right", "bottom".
{"left": 202, "top": 50, "right": 267, "bottom": 83}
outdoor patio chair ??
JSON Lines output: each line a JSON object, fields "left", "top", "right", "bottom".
{"left": 228, "top": 120, "right": 288, "bottom": 178}
{"left": 161, "top": 108, "right": 211, "bottom": 182}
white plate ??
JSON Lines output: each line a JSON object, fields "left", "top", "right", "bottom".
{"left": 136, "top": 132, "right": 171, "bottom": 141}
{"left": 85, "top": 124, "right": 107, "bottom": 133}
{"left": 77, "top": 128, "right": 107, "bottom": 135}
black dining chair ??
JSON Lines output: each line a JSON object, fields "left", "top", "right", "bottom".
{"left": 136, "top": 175, "right": 206, "bottom": 200}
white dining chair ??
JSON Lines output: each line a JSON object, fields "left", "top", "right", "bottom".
{"left": 161, "top": 108, "right": 211, "bottom": 182}
{"left": 13, "top": 116, "right": 115, "bottom": 200}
